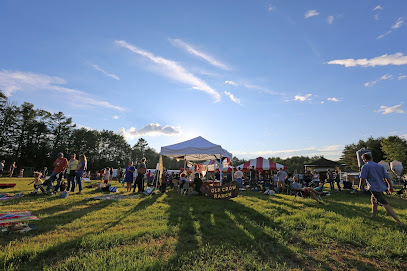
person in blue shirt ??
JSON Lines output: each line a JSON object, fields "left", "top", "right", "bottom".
{"left": 359, "top": 153, "right": 403, "bottom": 226}
{"left": 125, "top": 161, "right": 135, "bottom": 192}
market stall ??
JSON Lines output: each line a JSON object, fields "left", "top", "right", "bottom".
{"left": 236, "top": 157, "right": 286, "bottom": 171}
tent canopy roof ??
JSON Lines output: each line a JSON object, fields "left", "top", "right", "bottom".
{"left": 160, "top": 136, "right": 232, "bottom": 161}
{"left": 304, "top": 158, "right": 341, "bottom": 167}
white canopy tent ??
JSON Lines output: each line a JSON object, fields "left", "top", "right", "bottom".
{"left": 160, "top": 136, "right": 232, "bottom": 161}
{"left": 156, "top": 136, "right": 233, "bottom": 189}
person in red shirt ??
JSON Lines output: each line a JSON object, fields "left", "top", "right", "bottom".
{"left": 45, "top": 152, "right": 68, "bottom": 194}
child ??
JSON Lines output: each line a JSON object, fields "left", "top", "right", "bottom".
{"left": 104, "top": 167, "right": 111, "bottom": 184}
{"left": 18, "top": 169, "right": 24, "bottom": 178}
{"left": 28, "top": 172, "right": 45, "bottom": 194}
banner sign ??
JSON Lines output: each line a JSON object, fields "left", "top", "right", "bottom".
{"left": 201, "top": 181, "right": 239, "bottom": 199}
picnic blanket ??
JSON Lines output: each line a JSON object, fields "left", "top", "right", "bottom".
{"left": 0, "top": 193, "right": 24, "bottom": 201}
{"left": 86, "top": 194, "right": 142, "bottom": 201}
{"left": 0, "top": 211, "right": 40, "bottom": 226}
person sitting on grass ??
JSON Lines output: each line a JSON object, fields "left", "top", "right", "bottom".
{"left": 291, "top": 175, "right": 323, "bottom": 204}
{"left": 28, "top": 172, "right": 45, "bottom": 194}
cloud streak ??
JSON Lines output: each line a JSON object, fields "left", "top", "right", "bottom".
{"left": 327, "top": 53, "right": 407, "bottom": 67}
{"left": 169, "top": 38, "right": 230, "bottom": 70}
{"left": 305, "top": 10, "right": 319, "bottom": 19}
{"left": 117, "top": 123, "right": 181, "bottom": 140}
{"left": 327, "top": 97, "right": 341, "bottom": 102}
{"left": 115, "top": 40, "right": 221, "bottom": 102}
{"left": 373, "top": 5, "right": 382, "bottom": 11}
{"left": 224, "top": 91, "right": 240, "bottom": 104}
{"left": 364, "top": 74, "right": 393, "bottom": 87}
{"left": 377, "top": 104, "right": 404, "bottom": 114}
{"left": 0, "top": 70, "right": 124, "bottom": 111}
{"left": 327, "top": 16, "right": 334, "bottom": 24}
{"left": 294, "top": 94, "right": 312, "bottom": 102}
{"left": 377, "top": 17, "right": 404, "bottom": 39}
{"left": 91, "top": 64, "right": 120, "bottom": 80}
{"left": 224, "top": 80, "right": 238, "bottom": 86}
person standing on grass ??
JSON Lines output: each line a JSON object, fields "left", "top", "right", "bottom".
{"left": 334, "top": 170, "right": 341, "bottom": 191}
{"left": 0, "top": 160, "right": 5, "bottom": 177}
{"left": 326, "top": 169, "right": 335, "bottom": 190}
{"left": 134, "top": 158, "right": 146, "bottom": 193}
{"left": 8, "top": 161, "right": 16, "bottom": 177}
{"left": 104, "top": 167, "right": 111, "bottom": 184}
{"left": 67, "top": 154, "right": 78, "bottom": 192}
{"left": 277, "top": 168, "right": 287, "bottom": 193}
{"left": 234, "top": 167, "right": 244, "bottom": 188}
{"left": 74, "top": 154, "right": 87, "bottom": 194}
{"left": 125, "top": 161, "right": 135, "bottom": 192}
{"left": 249, "top": 166, "right": 257, "bottom": 190}
{"left": 45, "top": 153, "right": 68, "bottom": 193}
{"left": 359, "top": 153, "right": 403, "bottom": 226}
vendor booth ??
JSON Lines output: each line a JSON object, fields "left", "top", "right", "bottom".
{"left": 157, "top": 136, "right": 237, "bottom": 199}
{"left": 236, "top": 157, "right": 286, "bottom": 171}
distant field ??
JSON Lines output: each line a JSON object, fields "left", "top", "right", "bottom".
{"left": 1, "top": 178, "right": 406, "bottom": 271}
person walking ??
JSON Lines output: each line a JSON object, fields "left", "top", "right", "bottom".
{"left": 326, "top": 169, "right": 335, "bottom": 190}
{"left": 124, "top": 161, "right": 135, "bottom": 192}
{"left": 45, "top": 153, "right": 68, "bottom": 194}
{"left": 359, "top": 153, "right": 403, "bottom": 226}
{"left": 134, "top": 158, "right": 146, "bottom": 193}
{"left": 67, "top": 154, "right": 78, "bottom": 192}
{"left": 74, "top": 154, "right": 87, "bottom": 194}
{"left": 8, "top": 161, "right": 16, "bottom": 177}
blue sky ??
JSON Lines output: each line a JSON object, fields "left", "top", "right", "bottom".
{"left": 1, "top": 0, "right": 406, "bottom": 160}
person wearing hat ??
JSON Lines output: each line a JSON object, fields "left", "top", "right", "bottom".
{"left": 45, "top": 152, "right": 68, "bottom": 194}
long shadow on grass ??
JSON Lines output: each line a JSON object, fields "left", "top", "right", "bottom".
{"left": 1, "top": 195, "right": 162, "bottom": 270}
{"left": 162, "top": 192, "right": 308, "bottom": 270}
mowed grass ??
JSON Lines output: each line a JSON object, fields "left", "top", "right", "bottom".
{"left": 0, "top": 178, "right": 406, "bottom": 271}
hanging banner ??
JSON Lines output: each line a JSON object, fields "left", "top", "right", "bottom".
{"left": 201, "top": 181, "right": 239, "bottom": 199}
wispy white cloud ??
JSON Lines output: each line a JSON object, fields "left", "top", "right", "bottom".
{"left": 398, "top": 75, "right": 406, "bottom": 80}
{"left": 113, "top": 115, "right": 119, "bottom": 119}
{"left": 294, "top": 94, "right": 312, "bottom": 102}
{"left": 374, "top": 14, "right": 379, "bottom": 21}
{"left": 377, "top": 18, "right": 404, "bottom": 39}
{"left": 327, "top": 53, "right": 407, "bottom": 67}
{"left": 377, "top": 30, "right": 392, "bottom": 40}
{"left": 0, "top": 70, "right": 124, "bottom": 111}
{"left": 115, "top": 40, "right": 221, "bottom": 102}
{"left": 364, "top": 74, "right": 393, "bottom": 87}
{"left": 91, "top": 64, "right": 120, "bottom": 80}
{"left": 377, "top": 104, "right": 404, "bottom": 114}
{"left": 327, "top": 97, "right": 341, "bottom": 102}
{"left": 241, "top": 83, "right": 283, "bottom": 95}
{"left": 169, "top": 38, "right": 230, "bottom": 70}
{"left": 373, "top": 5, "right": 383, "bottom": 11}
{"left": 268, "top": 4, "right": 273, "bottom": 11}
{"left": 117, "top": 123, "right": 181, "bottom": 140}
{"left": 392, "top": 17, "right": 403, "bottom": 29}
{"left": 224, "top": 80, "right": 238, "bottom": 86}
{"left": 224, "top": 91, "right": 240, "bottom": 104}
{"left": 305, "top": 10, "right": 320, "bottom": 19}
{"left": 327, "top": 16, "right": 334, "bottom": 24}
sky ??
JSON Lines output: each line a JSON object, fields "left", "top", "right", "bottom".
{"left": 1, "top": 0, "right": 406, "bottom": 161}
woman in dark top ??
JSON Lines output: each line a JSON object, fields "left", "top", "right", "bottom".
{"left": 194, "top": 173, "right": 203, "bottom": 195}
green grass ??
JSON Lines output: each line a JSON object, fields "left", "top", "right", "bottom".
{"left": 1, "top": 178, "right": 406, "bottom": 271}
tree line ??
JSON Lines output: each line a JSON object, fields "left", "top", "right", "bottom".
{"left": 0, "top": 91, "right": 183, "bottom": 174}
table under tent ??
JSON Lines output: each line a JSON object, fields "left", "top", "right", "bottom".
{"left": 156, "top": 136, "right": 233, "bottom": 189}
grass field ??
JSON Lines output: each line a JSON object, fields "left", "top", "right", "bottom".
{"left": 1, "top": 178, "right": 406, "bottom": 271}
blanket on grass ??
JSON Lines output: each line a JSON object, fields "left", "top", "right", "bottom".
{"left": 0, "top": 193, "right": 24, "bottom": 201}
{"left": 0, "top": 211, "right": 40, "bottom": 226}
{"left": 86, "top": 194, "right": 142, "bottom": 201}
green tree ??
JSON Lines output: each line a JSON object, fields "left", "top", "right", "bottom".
{"left": 381, "top": 136, "right": 407, "bottom": 173}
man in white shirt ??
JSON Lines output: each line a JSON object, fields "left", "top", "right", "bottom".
{"left": 234, "top": 167, "right": 244, "bottom": 188}
{"left": 277, "top": 168, "right": 288, "bottom": 193}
